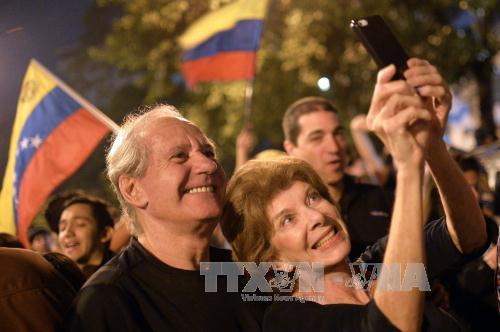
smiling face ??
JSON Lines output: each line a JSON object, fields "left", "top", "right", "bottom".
{"left": 286, "top": 110, "right": 347, "bottom": 187}
{"left": 58, "top": 203, "right": 105, "bottom": 266}
{"left": 134, "top": 117, "right": 226, "bottom": 228}
{"left": 267, "top": 181, "right": 350, "bottom": 266}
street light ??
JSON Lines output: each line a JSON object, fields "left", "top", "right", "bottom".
{"left": 317, "top": 77, "right": 330, "bottom": 92}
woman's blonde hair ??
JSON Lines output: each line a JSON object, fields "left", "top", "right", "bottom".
{"left": 222, "top": 157, "right": 337, "bottom": 263}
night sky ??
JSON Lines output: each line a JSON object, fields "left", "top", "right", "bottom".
{"left": 0, "top": 0, "right": 94, "bottom": 186}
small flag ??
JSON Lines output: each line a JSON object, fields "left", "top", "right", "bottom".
{"left": 0, "top": 59, "right": 119, "bottom": 246}
{"left": 179, "top": 0, "right": 268, "bottom": 88}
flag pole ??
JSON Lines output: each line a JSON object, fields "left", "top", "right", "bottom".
{"left": 243, "top": 0, "right": 271, "bottom": 126}
{"left": 29, "top": 58, "right": 120, "bottom": 133}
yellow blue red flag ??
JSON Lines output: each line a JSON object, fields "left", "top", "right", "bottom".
{"left": 0, "top": 59, "right": 118, "bottom": 246}
{"left": 179, "top": 0, "right": 269, "bottom": 88}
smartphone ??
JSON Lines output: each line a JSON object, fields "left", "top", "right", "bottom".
{"left": 350, "top": 15, "right": 409, "bottom": 81}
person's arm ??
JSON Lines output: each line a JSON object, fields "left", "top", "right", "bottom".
{"left": 425, "top": 141, "right": 487, "bottom": 253}
{"left": 235, "top": 125, "right": 254, "bottom": 170}
{"left": 350, "top": 114, "right": 390, "bottom": 186}
{"left": 403, "top": 58, "right": 487, "bottom": 254}
{"left": 376, "top": 162, "right": 425, "bottom": 331}
{"left": 367, "top": 64, "right": 430, "bottom": 331}
{"left": 422, "top": 165, "right": 438, "bottom": 224}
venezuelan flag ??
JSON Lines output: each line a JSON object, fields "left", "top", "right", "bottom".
{"left": 179, "top": 0, "right": 269, "bottom": 88}
{"left": 0, "top": 59, "right": 118, "bottom": 246}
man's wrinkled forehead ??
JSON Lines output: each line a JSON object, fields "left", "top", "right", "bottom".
{"left": 140, "top": 116, "right": 215, "bottom": 149}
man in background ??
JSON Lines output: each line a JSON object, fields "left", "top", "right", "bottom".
{"left": 27, "top": 226, "right": 53, "bottom": 253}
{"left": 46, "top": 192, "right": 114, "bottom": 278}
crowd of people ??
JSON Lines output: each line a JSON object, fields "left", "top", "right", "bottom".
{"left": 0, "top": 58, "right": 498, "bottom": 331}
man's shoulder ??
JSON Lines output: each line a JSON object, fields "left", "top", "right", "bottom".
{"left": 344, "top": 176, "right": 393, "bottom": 199}
{"left": 341, "top": 177, "right": 394, "bottom": 230}
{"left": 72, "top": 249, "right": 139, "bottom": 317}
{"left": 82, "top": 244, "right": 233, "bottom": 289}
{"left": 83, "top": 259, "right": 122, "bottom": 288}
{"left": 348, "top": 178, "right": 386, "bottom": 193}
{"left": 82, "top": 245, "right": 138, "bottom": 289}
{"left": 65, "top": 264, "right": 140, "bottom": 331}
{"left": 343, "top": 175, "right": 393, "bottom": 197}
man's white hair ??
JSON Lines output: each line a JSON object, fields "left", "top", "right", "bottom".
{"left": 106, "top": 104, "right": 192, "bottom": 235}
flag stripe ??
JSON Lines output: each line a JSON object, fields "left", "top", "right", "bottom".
{"left": 13, "top": 87, "right": 81, "bottom": 223}
{"left": 181, "top": 51, "right": 256, "bottom": 88}
{"left": 16, "top": 108, "right": 110, "bottom": 245}
{"left": 10, "top": 71, "right": 57, "bottom": 149}
{"left": 0, "top": 60, "right": 114, "bottom": 247}
{"left": 182, "top": 20, "right": 263, "bottom": 61}
{"left": 0, "top": 66, "right": 58, "bottom": 235}
{"left": 178, "top": 0, "right": 268, "bottom": 50}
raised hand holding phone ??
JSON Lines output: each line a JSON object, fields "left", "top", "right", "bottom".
{"left": 352, "top": 15, "right": 452, "bottom": 137}
{"left": 351, "top": 15, "right": 409, "bottom": 81}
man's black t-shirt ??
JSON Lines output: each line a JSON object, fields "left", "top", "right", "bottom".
{"left": 339, "top": 175, "right": 393, "bottom": 261}
{"left": 65, "top": 238, "right": 261, "bottom": 331}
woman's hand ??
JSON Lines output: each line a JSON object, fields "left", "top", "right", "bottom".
{"left": 366, "top": 65, "right": 432, "bottom": 171}
{"left": 404, "top": 58, "right": 452, "bottom": 142}
{"left": 350, "top": 114, "right": 368, "bottom": 132}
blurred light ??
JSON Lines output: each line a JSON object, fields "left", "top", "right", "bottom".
{"left": 476, "top": 8, "right": 485, "bottom": 17}
{"left": 5, "top": 27, "right": 23, "bottom": 34}
{"left": 0, "top": 26, "right": 23, "bottom": 38}
{"left": 457, "top": 29, "right": 466, "bottom": 38}
{"left": 428, "top": 35, "right": 442, "bottom": 46}
{"left": 442, "top": 25, "right": 452, "bottom": 35}
{"left": 451, "top": 10, "right": 477, "bottom": 30}
{"left": 476, "top": 49, "right": 490, "bottom": 62}
{"left": 171, "top": 72, "right": 184, "bottom": 85}
{"left": 317, "top": 77, "right": 330, "bottom": 91}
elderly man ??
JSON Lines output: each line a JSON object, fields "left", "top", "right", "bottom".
{"left": 66, "top": 105, "right": 260, "bottom": 331}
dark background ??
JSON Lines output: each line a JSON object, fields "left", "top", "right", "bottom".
{"left": 0, "top": 0, "right": 96, "bottom": 186}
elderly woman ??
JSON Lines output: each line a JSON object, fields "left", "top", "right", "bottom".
{"left": 224, "top": 156, "right": 437, "bottom": 331}
{"left": 222, "top": 63, "right": 487, "bottom": 331}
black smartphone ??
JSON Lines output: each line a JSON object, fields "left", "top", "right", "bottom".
{"left": 350, "top": 15, "right": 409, "bottom": 81}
